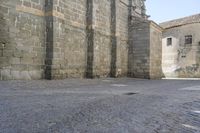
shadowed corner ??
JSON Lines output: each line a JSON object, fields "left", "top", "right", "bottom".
{"left": 44, "top": 0, "right": 54, "bottom": 80}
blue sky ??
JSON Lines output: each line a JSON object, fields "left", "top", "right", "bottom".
{"left": 146, "top": 0, "right": 200, "bottom": 23}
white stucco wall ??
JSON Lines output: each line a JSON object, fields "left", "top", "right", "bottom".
{"left": 162, "top": 23, "right": 200, "bottom": 78}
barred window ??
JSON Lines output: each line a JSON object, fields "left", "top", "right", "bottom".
{"left": 167, "top": 38, "right": 172, "bottom": 46}
{"left": 185, "top": 35, "right": 192, "bottom": 44}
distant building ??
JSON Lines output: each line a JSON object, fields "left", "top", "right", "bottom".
{"left": 160, "top": 14, "right": 200, "bottom": 78}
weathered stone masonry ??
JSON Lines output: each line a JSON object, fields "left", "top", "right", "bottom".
{"left": 129, "top": 18, "right": 162, "bottom": 79}
{"left": 0, "top": 0, "right": 46, "bottom": 80}
{"left": 160, "top": 14, "right": 200, "bottom": 78}
{"left": 0, "top": 0, "right": 162, "bottom": 80}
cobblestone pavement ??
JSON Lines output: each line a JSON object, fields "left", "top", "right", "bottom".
{"left": 0, "top": 78, "right": 200, "bottom": 133}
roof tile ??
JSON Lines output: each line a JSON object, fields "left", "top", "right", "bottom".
{"left": 160, "top": 14, "right": 200, "bottom": 29}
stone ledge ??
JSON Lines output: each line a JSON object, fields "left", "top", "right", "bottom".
{"left": 16, "top": 5, "right": 44, "bottom": 16}
{"left": 16, "top": 5, "right": 65, "bottom": 20}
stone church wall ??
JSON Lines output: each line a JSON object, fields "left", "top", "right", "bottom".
{"left": 116, "top": 0, "right": 129, "bottom": 77}
{"left": 0, "top": 0, "right": 163, "bottom": 80}
{"left": 0, "top": 0, "right": 131, "bottom": 80}
{"left": 0, "top": 0, "right": 46, "bottom": 80}
{"left": 45, "top": 0, "right": 88, "bottom": 79}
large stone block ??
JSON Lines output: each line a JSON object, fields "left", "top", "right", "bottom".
{"left": 130, "top": 19, "right": 163, "bottom": 79}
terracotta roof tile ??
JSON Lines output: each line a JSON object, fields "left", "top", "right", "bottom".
{"left": 160, "top": 14, "right": 200, "bottom": 29}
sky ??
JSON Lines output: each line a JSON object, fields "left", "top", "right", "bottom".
{"left": 146, "top": 0, "right": 200, "bottom": 23}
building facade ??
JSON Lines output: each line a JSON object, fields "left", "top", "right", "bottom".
{"left": 130, "top": 19, "right": 162, "bottom": 79}
{"left": 0, "top": 0, "right": 162, "bottom": 80}
{"left": 161, "top": 14, "right": 200, "bottom": 78}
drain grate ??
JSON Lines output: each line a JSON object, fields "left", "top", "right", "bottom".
{"left": 123, "top": 92, "right": 138, "bottom": 95}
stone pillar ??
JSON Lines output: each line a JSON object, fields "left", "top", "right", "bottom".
{"left": 86, "top": 0, "right": 94, "bottom": 78}
{"left": 45, "top": 0, "right": 73, "bottom": 79}
{"left": 110, "top": 0, "right": 117, "bottom": 77}
{"left": 45, "top": 0, "right": 54, "bottom": 79}
{"left": 128, "top": 0, "right": 134, "bottom": 77}
{"left": 86, "top": 0, "right": 113, "bottom": 78}
{"left": 130, "top": 18, "right": 162, "bottom": 79}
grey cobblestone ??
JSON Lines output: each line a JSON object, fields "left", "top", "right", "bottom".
{"left": 0, "top": 78, "right": 200, "bottom": 132}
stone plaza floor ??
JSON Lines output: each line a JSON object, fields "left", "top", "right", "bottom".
{"left": 0, "top": 78, "right": 200, "bottom": 133}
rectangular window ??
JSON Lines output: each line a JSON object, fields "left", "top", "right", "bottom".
{"left": 185, "top": 35, "right": 192, "bottom": 44}
{"left": 167, "top": 38, "right": 172, "bottom": 46}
